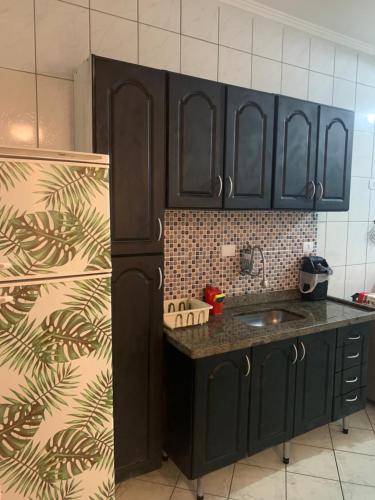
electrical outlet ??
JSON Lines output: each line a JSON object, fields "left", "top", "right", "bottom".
{"left": 303, "top": 241, "right": 314, "bottom": 254}
{"left": 221, "top": 244, "right": 236, "bottom": 257}
{"left": 369, "top": 179, "right": 375, "bottom": 190}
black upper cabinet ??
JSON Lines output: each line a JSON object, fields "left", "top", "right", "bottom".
{"left": 224, "top": 86, "right": 274, "bottom": 209}
{"left": 93, "top": 56, "right": 165, "bottom": 255}
{"left": 315, "top": 106, "right": 354, "bottom": 211}
{"left": 294, "top": 330, "right": 336, "bottom": 436}
{"left": 168, "top": 73, "right": 225, "bottom": 208}
{"left": 273, "top": 96, "right": 319, "bottom": 210}
{"left": 248, "top": 338, "right": 297, "bottom": 454}
{"left": 112, "top": 255, "right": 163, "bottom": 481}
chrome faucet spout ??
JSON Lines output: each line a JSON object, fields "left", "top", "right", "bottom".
{"left": 249, "top": 245, "right": 269, "bottom": 288}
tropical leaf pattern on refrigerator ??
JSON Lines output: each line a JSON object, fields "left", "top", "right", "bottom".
{"left": 0, "top": 157, "right": 113, "bottom": 499}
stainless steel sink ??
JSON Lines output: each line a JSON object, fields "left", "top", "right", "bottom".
{"left": 235, "top": 309, "right": 304, "bottom": 327}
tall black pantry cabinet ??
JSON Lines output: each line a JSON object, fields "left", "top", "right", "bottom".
{"left": 75, "top": 55, "right": 165, "bottom": 481}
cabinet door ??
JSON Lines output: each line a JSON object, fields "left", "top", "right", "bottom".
{"left": 168, "top": 73, "right": 225, "bottom": 208}
{"left": 224, "top": 86, "right": 274, "bottom": 209}
{"left": 249, "top": 339, "right": 297, "bottom": 455}
{"left": 294, "top": 330, "right": 336, "bottom": 436}
{"left": 315, "top": 106, "right": 354, "bottom": 211}
{"left": 93, "top": 56, "right": 165, "bottom": 255}
{"left": 273, "top": 96, "right": 318, "bottom": 209}
{"left": 192, "top": 349, "right": 251, "bottom": 476}
{"left": 112, "top": 255, "right": 163, "bottom": 481}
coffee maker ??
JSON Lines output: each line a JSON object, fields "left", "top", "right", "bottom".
{"left": 299, "top": 256, "right": 333, "bottom": 300}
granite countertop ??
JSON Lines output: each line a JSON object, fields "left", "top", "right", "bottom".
{"left": 164, "top": 290, "right": 375, "bottom": 359}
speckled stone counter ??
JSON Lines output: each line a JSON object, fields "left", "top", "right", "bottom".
{"left": 164, "top": 290, "right": 375, "bottom": 359}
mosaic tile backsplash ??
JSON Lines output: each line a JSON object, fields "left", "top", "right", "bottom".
{"left": 164, "top": 210, "right": 318, "bottom": 300}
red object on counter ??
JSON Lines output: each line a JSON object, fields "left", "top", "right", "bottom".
{"left": 204, "top": 286, "right": 225, "bottom": 315}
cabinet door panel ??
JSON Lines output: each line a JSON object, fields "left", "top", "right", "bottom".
{"left": 315, "top": 106, "right": 354, "bottom": 211}
{"left": 249, "top": 339, "right": 296, "bottom": 454}
{"left": 94, "top": 57, "right": 165, "bottom": 255}
{"left": 168, "top": 73, "right": 225, "bottom": 208}
{"left": 224, "top": 87, "right": 274, "bottom": 209}
{"left": 273, "top": 96, "right": 318, "bottom": 209}
{"left": 193, "top": 349, "right": 250, "bottom": 476}
{"left": 294, "top": 330, "right": 336, "bottom": 436}
{"left": 112, "top": 255, "right": 163, "bottom": 480}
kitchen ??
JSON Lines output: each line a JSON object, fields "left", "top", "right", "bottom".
{"left": 1, "top": 1, "right": 375, "bottom": 499}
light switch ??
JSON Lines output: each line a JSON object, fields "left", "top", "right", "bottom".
{"left": 221, "top": 244, "right": 236, "bottom": 257}
{"left": 303, "top": 241, "right": 314, "bottom": 254}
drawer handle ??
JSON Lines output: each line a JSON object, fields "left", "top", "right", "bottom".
{"left": 345, "top": 395, "right": 358, "bottom": 402}
{"left": 348, "top": 335, "right": 361, "bottom": 341}
{"left": 345, "top": 377, "right": 358, "bottom": 383}
{"left": 347, "top": 353, "right": 360, "bottom": 359}
{"left": 292, "top": 344, "right": 298, "bottom": 365}
{"left": 299, "top": 341, "right": 306, "bottom": 362}
{"left": 245, "top": 355, "right": 251, "bottom": 377}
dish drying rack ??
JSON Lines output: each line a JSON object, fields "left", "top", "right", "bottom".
{"left": 163, "top": 298, "right": 212, "bottom": 329}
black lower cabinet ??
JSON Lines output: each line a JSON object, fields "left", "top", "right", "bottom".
{"left": 248, "top": 338, "right": 296, "bottom": 454}
{"left": 294, "top": 331, "right": 336, "bottom": 436}
{"left": 165, "top": 345, "right": 251, "bottom": 479}
{"left": 112, "top": 255, "right": 163, "bottom": 481}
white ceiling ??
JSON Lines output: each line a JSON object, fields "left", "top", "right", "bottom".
{"left": 254, "top": 0, "right": 375, "bottom": 46}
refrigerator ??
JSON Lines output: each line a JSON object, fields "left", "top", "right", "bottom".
{"left": 0, "top": 147, "right": 114, "bottom": 499}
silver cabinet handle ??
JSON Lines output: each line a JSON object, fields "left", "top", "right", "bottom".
{"left": 292, "top": 344, "right": 298, "bottom": 364}
{"left": 245, "top": 355, "right": 251, "bottom": 377}
{"left": 227, "top": 176, "right": 234, "bottom": 198}
{"left": 299, "top": 341, "right": 306, "bottom": 362}
{"left": 348, "top": 335, "right": 361, "bottom": 341}
{"left": 345, "top": 377, "right": 358, "bottom": 383}
{"left": 157, "top": 217, "right": 163, "bottom": 241}
{"left": 0, "top": 296, "right": 14, "bottom": 304}
{"left": 217, "top": 175, "right": 223, "bottom": 198}
{"left": 307, "top": 180, "right": 316, "bottom": 200}
{"left": 345, "top": 395, "right": 358, "bottom": 402}
{"left": 317, "top": 181, "right": 324, "bottom": 200}
{"left": 157, "top": 267, "right": 163, "bottom": 290}
{"left": 347, "top": 353, "right": 360, "bottom": 359}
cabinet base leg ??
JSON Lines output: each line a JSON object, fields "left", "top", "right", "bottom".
{"left": 283, "top": 441, "right": 290, "bottom": 465}
{"left": 343, "top": 416, "right": 349, "bottom": 434}
{"left": 197, "top": 477, "right": 204, "bottom": 500}
{"left": 162, "top": 450, "right": 169, "bottom": 462}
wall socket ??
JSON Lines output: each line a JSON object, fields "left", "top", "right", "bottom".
{"left": 221, "top": 244, "right": 236, "bottom": 257}
{"left": 303, "top": 241, "right": 314, "bottom": 254}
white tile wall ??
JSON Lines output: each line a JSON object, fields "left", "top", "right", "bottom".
{"left": 1, "top": 0, "right": 375, "bottom": 298}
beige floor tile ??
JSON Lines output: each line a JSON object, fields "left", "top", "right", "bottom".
{"left": 342, "top": 481, "right": 375, "bottom": 499}
{"left": 292, "top": 425, "right": 332, "bottom": 449}
{"left": 331, "top": 409, "right": 373, "bottom": 430}
{"left": 336, "top": 450, "right": 375, "bottom": 486}
{"left": 287, "top": 472, "right": 342, "bottom": 500}
{"left": 229, "top": 463, "right": 285, "bottom": 500}
{"left": 138, "top": 459, "right": 180, "bottom": 486}
{"left": 171, "top": 487, "right": 226, "bottom": 500}
{"left": 177, "top": 464, "right": 233, "bottom": 497}
{"left": 367, "top": 402, "right": 375, "bottom": 427}
{"left": 331, "top": 426, "right": 375, "bottom": 455}
{"left": 116, "top": 478, "right": 174, "bottom": 500}
{"left": 239, "top": 445, "right": 285, "bottom": 471}
{"left": 286, "top": 444, "right": 339, "bottom": 480}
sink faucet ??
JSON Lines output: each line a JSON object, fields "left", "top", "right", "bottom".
{"left": 240, "top": 244, "right": 269, "bottom": 288}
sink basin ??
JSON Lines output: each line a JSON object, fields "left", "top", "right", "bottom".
{"left": 235, "top": 309, "right": 304, "bottom": 327}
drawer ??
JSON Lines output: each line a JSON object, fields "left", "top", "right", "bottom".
{"left": 333, "top": 387, "right": 367, "bottom": 420}
{"left": 337, "top": 323, "right": 371, "bottom": 347}
{"left": 334, "top": 364, "right": 368, "bottom": 396}
{"left": 335, "top": 341, "right": 368, "bottom": 372}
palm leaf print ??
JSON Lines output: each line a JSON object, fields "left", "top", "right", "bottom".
{"left": 0, "top": 284, "right": 41, "bottom": 329}
{"left": 52, "top": 479, "right": 83, "bottom": 500}
{"left": 89, "top": 317, "right": 112, "bottom": 361}
{"left": 5, "top": 364, "right": 80, "bottom": 416}
{"left": 64, "top": 278, "right": 110, "bottom": 321}
{"left": 43, "top": 428, "right": 100, "bottom": 480}
{"left": 10, "top": 211, "right": 78, "bottom": 268}
{"left": 0, "top": 442, "right": 58, "bottom": 498}
{"left": 0, "top": 205, "right": 25, "bottom": 255}
{"left": 40, "top": 310, "right": 99, "bottom": 363}
{"left": 85, "top": 253, "right": 112, "bottom": 273}
{"left": 89, "top": 428, "right": 114, "bottom": 472}
{"left": 4, "top": 251, "right": 52, "bottom": 279}
{"left": 68, "top": 370, "right": 113, "bottom": 434}
{"left": 0, "top": 160, "right": 33, "bottom": 191}
{"left": 38, "top": 164, "right": 108, "bottom": 210}
{"left": 0, "top": 403, "right": 45, "bottom": 458}
{"left": 0, "top": 318, "right": 52, "bottom": 374}
{"left": 89, "top": 479, "right": 115, "bottom": 500}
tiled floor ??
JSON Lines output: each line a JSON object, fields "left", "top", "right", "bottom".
{"left": 116, "top": 403, "right": 375, "bottom": 500}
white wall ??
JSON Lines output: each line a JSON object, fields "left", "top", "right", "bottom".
{"left": 1, "top": 0, "right": 375, "bottom": 298}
